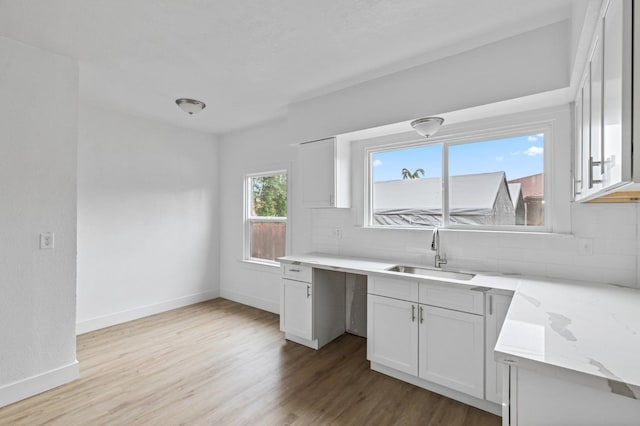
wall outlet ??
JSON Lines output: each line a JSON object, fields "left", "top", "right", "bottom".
{"left": 578, "top": 238, "right": 593, "bottom": 256}
{"left": 40, "top": 232, "right": 54, "bottom": 249}
{"left": 334, "top": 228, "right": 343, "bottom": 239}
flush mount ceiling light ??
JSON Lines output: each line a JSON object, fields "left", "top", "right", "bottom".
{"left": 175, "top": 98, "right": 206, "bottom": 115}
{"left": 410, "top": 117, "right": 444, "bottom": 138}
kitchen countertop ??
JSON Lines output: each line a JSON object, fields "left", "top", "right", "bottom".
{"left": 279, "top": 252, "right": 640, "bottom": 399}
{"left": 279, "top": 252, "right": 519, "bottom": 292}
{"left": 495, "top": 278, "right": 640, "bottom": 399}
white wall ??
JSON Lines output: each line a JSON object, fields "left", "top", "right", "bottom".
{"left": 218, "top": 118, "right": 303, "bottom": 313}
{"left": 218, "top": 19, "right": 638, "bottom": 313}
{"left": 221, "top": 108, "right": 638, "bottom": 320}
{"left": 0, "top": 36, "right": 79, "bottom": 407}
{"left": 218, "top": 22, "right": 576, "bottom": 312}
{"left": 76, "top": 104, "right": 220, "bottom": 333}
{"left": 288, "top": 21, "right": 570, "bottom": 143}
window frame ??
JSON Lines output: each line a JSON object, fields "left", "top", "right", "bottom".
{"left": 365, "top": 120, "right": 554, "bottom": 232}
{"left": 243, "top": 169, "right": 288, "bottom": 266}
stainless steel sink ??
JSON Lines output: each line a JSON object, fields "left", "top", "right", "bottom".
{"left": 387, "top": 265, "right": 475, "bottom": 281}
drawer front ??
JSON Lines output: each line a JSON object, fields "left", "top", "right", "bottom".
{"left": 282, "top": 263, "right": 312, "bottom": 282}
{"left": 368, "top": 275, "right": 419, "bottom": 302}
{"left": 419, "top": 282, "right": 484, "bottom": 315}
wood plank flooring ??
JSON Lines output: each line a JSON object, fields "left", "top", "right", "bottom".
{"left": 0, "top": 299, "right": 501, "bottom": 425}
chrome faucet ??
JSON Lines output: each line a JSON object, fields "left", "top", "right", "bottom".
{"left": 431, "top": 226, "right": 447, "bottom": 268}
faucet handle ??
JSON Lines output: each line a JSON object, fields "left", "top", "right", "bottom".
{"left": 431, "top": 226, "right": 438, "bottom": 251}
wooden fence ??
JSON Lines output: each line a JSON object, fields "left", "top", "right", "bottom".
{"left": 251, "top": 221, "right": 286, "bottom": 262}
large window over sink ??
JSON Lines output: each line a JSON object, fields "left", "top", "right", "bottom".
{"left": 368, "top": 127, "right": 547, "bottom": 230}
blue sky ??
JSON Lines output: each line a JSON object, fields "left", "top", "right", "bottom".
{"left": 372, "top": 134, "right": 544, "bottom": 182}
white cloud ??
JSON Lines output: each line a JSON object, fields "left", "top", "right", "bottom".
{"left": 528, "top": 136, "right": 538, "bottom": 142}
{"left": 373, "top": 159, "right": 383, "bottom": 167}
{"left": 496, "top": 156, "right": 504, "bottom": 162}
{"left": 524, "top": 146, "right": 544, "bottom": 156}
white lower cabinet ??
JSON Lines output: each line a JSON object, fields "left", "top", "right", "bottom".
{"left": 281, "top": 278, "right": 313, "bottom": 340}
{"left": 485, "top": 292, "right": 513, "bottom": 404}
{"left": 418, "top": 305, "right": 484, "bottom": 398}
{"left": 503, "top": 366, "right": 640, "bottom": 425}
{"left": 280, "top": 265, "right": 346, "bottom": 350}
{"left": 367, "top": 275, "right": 490, "bottom": 406}
{"left": 367, "top": 294, "right": 418, "bottom": 375}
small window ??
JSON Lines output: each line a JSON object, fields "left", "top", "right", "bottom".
{"left": 369, "top": 131, "right": 545, "bottom": 229}
{"left": 245, "top": 171, "right": 287, "bottom": 263}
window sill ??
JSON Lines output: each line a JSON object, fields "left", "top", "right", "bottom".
{"left": 240, "top": 259, "right": 282, "bottom": 271}
{"left": 359, "top": 225, "right": 572, "bottom": 237}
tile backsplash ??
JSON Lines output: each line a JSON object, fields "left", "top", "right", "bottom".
{"left": 311, "top": 203, "right": 639, "bottom": 288}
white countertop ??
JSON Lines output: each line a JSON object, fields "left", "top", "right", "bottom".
{"left": 495, "top": 278, "right": 640, "bottom": 399}
{"left": 278, "top": 253, "right": 397, "bottom": 275}
{"left": 279, "top": 252, "right": 519, "bottom": 292}
{"left": 280, "top": 252, "right": 640, "bottom": 399}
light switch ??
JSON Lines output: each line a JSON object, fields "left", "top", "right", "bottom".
{"left": 40, "top": 232, "right": 54, "bottom": 249}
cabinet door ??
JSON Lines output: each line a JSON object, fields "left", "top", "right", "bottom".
{"left": 516, "top": 367, "right": 640, "bottom": 425}
{"left": 581, "top": 72, "right": 592, "bottom": 198}
{"left": 367, "top": 294, "right": 418, "bottom": 376}
{"left": 485, "top": 293, "right": 513, "bottom": 405}
{"left": 589, "top": 30, "right": 604, "bottom": 190}
{"left": 300, "top": 138, "right": 336, "bottom": 208}
{"left": 602, "top": 0, "right": 631, "bottom": 187}
{"left": 574, "top": 87, "right": 584, "bottom": 198}
{"left": 418, "top": 305, "right": 484, "bottom": 398}
{"left": 281, "top": 279, "right": 313, "bottom": 340}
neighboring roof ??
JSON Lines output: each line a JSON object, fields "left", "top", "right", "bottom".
{"left": 507, "top": 183, "right": 522, "bottom": 208}
{"left": 508, "top": 173, "right": 543, "bottom": 198}
{"left": 374, "top": 171, "right": 509, "bottom": 214}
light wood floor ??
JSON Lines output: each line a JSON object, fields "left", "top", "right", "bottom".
{"left": 0, "top": 299, "right": 500, "bottom": 426}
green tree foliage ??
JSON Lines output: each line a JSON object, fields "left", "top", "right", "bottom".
{"left": 252, "top": 174, "right": 287, "bottom": 217}
{"left": 401, "top": 168, "right": 425, "bottom": 180}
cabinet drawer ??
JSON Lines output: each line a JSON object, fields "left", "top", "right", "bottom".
{"left": 282, "top": 264, "right": 312, "bottom": 282}
{"left": 368, "top": 275, "right": 419, "bottom": 302}
{"left": 419, "top": 282, "right": 484, "bottom": 315}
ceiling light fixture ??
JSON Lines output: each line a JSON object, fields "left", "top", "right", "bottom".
{"left": 410, "top": 117, "right": 444, "bottom": 138}
{"left": 175, "top": 98, "right": 206, "bottom": 115}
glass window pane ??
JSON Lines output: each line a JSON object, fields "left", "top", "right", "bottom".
{"left": 448, "top": 134, "right": 544, "bottom": 226}
{"left": 250, "top": 174, "right": 287, "bottom": 218}
{"left": 372, "top": 144, "right": 443, "bottom": 227}
{"left": 250, "top": 221, "right": 286, "bottom": 261}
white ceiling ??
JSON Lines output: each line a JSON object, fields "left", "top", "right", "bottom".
{"left": 0, "top": 0, "right": 575, "bottom": 134}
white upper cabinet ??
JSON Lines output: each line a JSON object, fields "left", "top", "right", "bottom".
{"left": 300, "top": 137, "right": 350, "bottom": 208}
{"left": 574, "top": 0, "right": 634, "bottom": 202}
{"left": 589, "top": 31, "right": 604, "bottom": 190}
{"left": 602, "top": 0, "right": 631, "bottom": 187}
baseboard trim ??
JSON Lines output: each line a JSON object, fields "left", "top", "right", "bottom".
{"left": 76, "top": 290, "right": 220, "bottom": 335}
{"left": 0, "top": 361, "right": 79, "bottom": 408}
{"left": 219, "top": 288, "right": 279, "bottom": 314}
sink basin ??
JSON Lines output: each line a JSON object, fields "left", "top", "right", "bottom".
{"left": 387, "top": 265, "right": 475, "bottom": 281}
